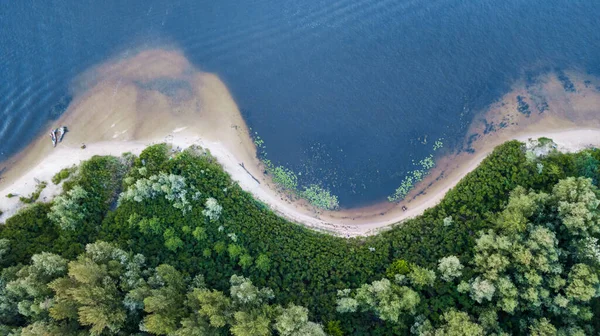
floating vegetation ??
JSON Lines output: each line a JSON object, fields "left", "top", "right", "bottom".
{"left": 433, "top": 138, "right": 444, "bottom": 151}
{"left": 263, "top": 159, "right": 298, "bottom": 191}
{"left": 301, "top": 184, "right": 339, "bottom": 210}
{"left": 419, "top": 155, "right": 435, "bottom": 170}
{"left": 253, "top": 132, "right": 265, "bottom": 150}
{"left": 388, "top": 142, "right": 443, "bottom": 202}
{"left": 387, "top": 175, "right": 417, "bottom": 202}
{"left": 252, "top": 131, "right": 339, "bottom": 210}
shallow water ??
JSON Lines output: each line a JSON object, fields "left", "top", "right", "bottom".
{"left": 1, "top": 0, "right": 600, "bottom": 207}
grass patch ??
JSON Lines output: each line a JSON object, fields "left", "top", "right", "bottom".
{"left": 19, "top": 180, "right": 48, "bottom": 204}
{"left": 537, "top": 137, "right": 554, "bottom": 146}
{"left": 52, "top": 166, "right": 76, "bottom": 185}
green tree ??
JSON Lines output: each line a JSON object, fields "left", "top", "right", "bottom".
{"left": 255, "top": 254, "right": 271, "bottom": 273}
{"left": 528, "top": 318, "right": 557, "bottom": 336}
{"left": 552, "top": 177, "right": 599, "bottom": 237}
{"left": 386, "top": 259, "right": 411, "bottom": 278}
{"left": 141, "top": 265, "right": 187, "bottom": 334}
{"left": 433, "top": 310, "right": 484, "bottom": 336}
{"left": 48, "top": 242, "right": 132, "bottom": 335}
{"left": 338, "top": 278, "right": 420, "bottom": 323}
{"left": 565, "top": 264, "right": 599, "bottom": 302}
{"left": 437, "top": 256, "right": 463, "bottom": 282}
{"left": 408, "top": 265, "right": 436, "bottom": 288}
{"left": 47, "top": 185, "right": 88, "bottom": 230}
{"left": 5, "top": 252, "right": 68, "bottom": 320}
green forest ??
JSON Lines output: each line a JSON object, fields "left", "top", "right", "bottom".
{"left": 1, "top": 140, "right": 599, "bottom": 335}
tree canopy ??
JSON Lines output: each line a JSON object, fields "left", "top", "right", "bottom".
{"left": 1, "top": 141, "right": 599, "bottom": 335}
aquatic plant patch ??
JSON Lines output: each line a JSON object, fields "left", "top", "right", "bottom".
{"left": 388, "top": 141, "right": 443, "bottom": 202}
{"left": 252, "top": 131, "right": 339, "bottom": 210}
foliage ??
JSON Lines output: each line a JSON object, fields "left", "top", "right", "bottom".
{"left": 433, "top": 310, "right": 484, "bottom": 336}
{"left": 337, "top": 175, "right": 600, "bottom": 333}
{"left": 2, "top": 141, "right": 600, "bottom": 335}
{"left": 0, "top": 204, "right": 63, "bottom": 266}
{"left": 202, "top": 197, "right": 223, "bottom": 221}
{"left": 119, "top": 172, "right": 202, "bottom": 214}
{"left": 337, "top": 278, "right": 420, "bottom": 323}
{"left": 19, "top": 180, "right": 47, "bottom": 204}
{"left": 386, "top": 259, "right": 411, "bottom": 278}
{"left": 407, "top": 264, "right": 436, "bottom": 288}
{"left": 47, "top": 185, "right": 89, "bottom": 230}
{"left": 437, "top": 256, "right": 463, "bottom": 282}
{"left": 52, "top": 166, "right": 76, "bottom": 185}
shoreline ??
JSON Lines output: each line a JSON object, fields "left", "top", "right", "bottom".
{"left": 2, "top": 128, "right": 599, "bottom": 236}
{"left": 2, "top": 49, "right": 600, "bottom": 236}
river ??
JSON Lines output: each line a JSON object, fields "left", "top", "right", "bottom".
{"left": 1, "top": 0, "right": 599, "bottom": 207}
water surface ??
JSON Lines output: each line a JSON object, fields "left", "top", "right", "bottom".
{"left": 1, "top": 0, "right": 599, "bottom": 207}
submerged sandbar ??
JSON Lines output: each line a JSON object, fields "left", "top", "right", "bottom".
{"left": 1, "top": 50, "right": 600, "bottom": 236}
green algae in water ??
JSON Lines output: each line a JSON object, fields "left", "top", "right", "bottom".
{"left": 388, "top": 140, "right": 443, "bottom": 202}
{"left": 252, "top": 131, "right": 339, "bottom": 210}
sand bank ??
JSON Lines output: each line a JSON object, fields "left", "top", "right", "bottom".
{"left": 2, "top": 128, "right": 599, "bottom": 235}
{"left": 1, "top": 50, "right": 600, "bottom": 236}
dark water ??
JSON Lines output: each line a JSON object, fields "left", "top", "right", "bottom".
{"left": 1, "top": 0, "right": 600, "bottom": 207}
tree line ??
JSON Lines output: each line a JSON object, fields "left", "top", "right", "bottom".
{"left": 1, "top": 140, "right": 599, "bottom": 335}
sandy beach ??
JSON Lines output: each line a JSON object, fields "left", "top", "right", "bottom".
{"left": 2, "top": 128, "right": 599, "bottom": 236}
{"left": 1, "top": 49, "right": 600, "bottom": 236}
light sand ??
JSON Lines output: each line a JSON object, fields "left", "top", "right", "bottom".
{"left": 1, "top": 128, "right": 599, "bottom": 235}
{"left": 1, "top": 50, "right": 600, "bottom": 237}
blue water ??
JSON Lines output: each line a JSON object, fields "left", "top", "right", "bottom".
{"left": 1, "top": 0, "right": 599, "bottom": 207}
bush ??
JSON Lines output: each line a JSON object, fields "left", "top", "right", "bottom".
{"left": 47, "top": 185, "right": 88, "bottom": 230}
{"left": 51, "top": 166, "right": 76, "bottom": 185}
{"left": 19, "top": 180, "right": 47, "bottom": 204}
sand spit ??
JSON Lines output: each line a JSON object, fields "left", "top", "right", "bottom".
{"left": 1, "top": 50, "right": 600, "bottom": 237}
{"left": 0, "top": 49, "right": 263, "bottom": 223}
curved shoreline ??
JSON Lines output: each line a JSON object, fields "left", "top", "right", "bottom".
{"left": 1, "top": 128, "right": 599, "bottom": 236}
{"left": 2, "top": 49, "right": 600, "bottom": 236}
